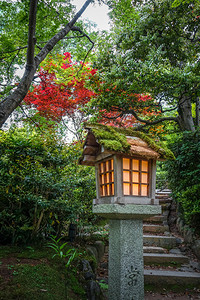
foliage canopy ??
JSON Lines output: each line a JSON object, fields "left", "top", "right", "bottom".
{"left": 96, "top": 0, "right": 200, "bottom": 132}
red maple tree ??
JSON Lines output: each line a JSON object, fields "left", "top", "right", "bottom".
{"left": 24, "top": 53, "right": 97, "bottom": 123}
{"left": 24, "top": 53, "right": 162, "bottom": 136}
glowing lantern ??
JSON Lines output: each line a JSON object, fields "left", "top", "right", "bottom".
{"left": 79, "top": 124, "right": 173, "bottom": 206}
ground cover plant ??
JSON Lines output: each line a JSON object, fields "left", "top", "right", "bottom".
{"left": 0, "top": 244, "right": 89, "bottom": 300}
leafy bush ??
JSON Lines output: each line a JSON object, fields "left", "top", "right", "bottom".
{"left": 156, "top": 161, "right": 168, "bottom": 190}
{"left": 166, "top": 130, "right": 200, "bottom": 232}
{"left": 0, "top": 127, "right": 96, "bottom": 244}
{"left": 177, "top": 184, "right": 200, "bottom": 229}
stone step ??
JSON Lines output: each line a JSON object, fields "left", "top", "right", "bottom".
{"left": 160, "top": 203, "right": 171, "bottom": 211}
{"left": 156, "top": 197, "right": 171, "bottom": 200}
{"left": 156, "top": 189, "right": 172, "bottom": 194}
{"left": 157, "top": 198, "right": 172, "bottom": 204}
{"left": 155, "top": 193, "right": 172, "bottom": 197}
{"left": 144, "top": 215, "right": 167, "bottom": 224}
{"left": 144, "top": 269, "right": 200, "bottom": 287}
{"left": 143, "top": 246, "right": 168, "bottom": 254}
{"left": 162, "top": 210, "right": 170, "bottom": 218}
{"left": 143, "top": 253, "right": 189, "bottom": 265}
{"left": 143, "top": 235, "right": 181, "bottom": 249}
{"left": 156, "top": 194, "right": 172, "bottom": 199}
{"left": 143, "top": 224, "right": 169, "bottom": 234}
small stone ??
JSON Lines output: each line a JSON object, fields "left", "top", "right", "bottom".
{"left": 178, "top": 265, "right": 193, "bottom": 272}
{"left": 82, "top": 259, "right": 95, "bottom": 280}
{"left": 192, "top": 239, "right": 200, "bottom": 260}
{"left": 86, "top": 246, "right": 99, "bottom": 262}
{"left": 169, "top": 249, "right": 182, "bottom": 255}
{"left": 100, "top": 262, "right": 108, "bottom": 269}
{"left": 104, "top": 224, "right": 109, "bottom": 230}
{"left": 175, "top": 237, "right": 183, "bottom": 244}
{"left": 184, "top": 229, "right": 194, "bottom": 244}
{"left": 164, "top": 231, "right": 170, "bottom": 236}
{"left": 190, "top": 261, "right": 200, "bottom": 271}
{"left": 94, "top": 241, "right": 105, "bottom": 262}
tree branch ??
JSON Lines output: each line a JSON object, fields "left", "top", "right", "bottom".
{"left": 6, "top": 49, "right": 21, "bottom": 83}
{"left": 0, "top": 46, "right": 28, "bottom": 58}
{"left": 72, "top": 26, "right": 95, "bottom": 69}
{"left": 19, "top": 104, "right": 42, "bottom": 132}
{"left": 34, "top": 0, "right": 93, "bottom": 67}
{"left": 128, "top": 109, "right": 179, "bottom": 126}
{"left": 63, "top": 34, "right": 86, "bottom": 40}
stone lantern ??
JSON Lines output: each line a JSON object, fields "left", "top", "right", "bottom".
{"left": 79, "top": 123, "right": 174, "bottom": 300}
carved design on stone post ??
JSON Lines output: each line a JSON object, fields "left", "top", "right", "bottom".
{"left": 125, "top": 265, "right": 140, "bottom": 287}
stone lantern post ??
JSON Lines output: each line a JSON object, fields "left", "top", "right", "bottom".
{"left": 79, "top": 123, "right": 174, "bottom": 300}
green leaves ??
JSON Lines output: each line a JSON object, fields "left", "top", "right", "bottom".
{"left": 48, "top": 235, "right": 78, "bottom": 268}
{"left": 0, "top": 127, "right": 96, "bottom": 244}
{"left": 95, "top": 0, "right": 200, "bottom": 132}
{"left": 166, "top": 130, "right": 200, "bottom": 231}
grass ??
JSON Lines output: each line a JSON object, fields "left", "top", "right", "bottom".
{"left": 0, "top": 245, "right": 87, "bottom": 300}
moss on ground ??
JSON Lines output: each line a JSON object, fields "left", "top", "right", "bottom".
{"left": 0, "top": 245, "right": 87, "bottom": 300}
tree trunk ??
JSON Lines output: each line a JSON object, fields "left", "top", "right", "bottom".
{"left": 177, "top": 96, "right": 195, "bottom": 131}
{"left": 0, "top": 66, "right": 37, "bottom": 127}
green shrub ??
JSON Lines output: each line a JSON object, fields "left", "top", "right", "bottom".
{"left": 176, "top": 184, "right": 200, "bottom": 229}
{"left": 0, "top": 127, "right": 96, "bottom": 244}
{"left": 166, "top": 130, "right": 200, "bottom": 232}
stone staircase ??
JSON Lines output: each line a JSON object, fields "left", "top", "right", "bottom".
{"left": 96, "top": 190, "right": 200, "bottom": 294}
{"left": 143, "top": 189, "right": 200, "bottom": 288}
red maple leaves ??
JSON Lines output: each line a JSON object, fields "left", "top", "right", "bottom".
{"left": 24, "top": 53, "right": 97, "bottom": 122}
{"left": 24, "top": 53, "right": 161, "bottom": 134}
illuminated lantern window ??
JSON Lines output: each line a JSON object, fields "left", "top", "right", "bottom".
{"left": 123, "top": 158, "right": 149, "bottom": 197}
{"left": 99, "top": 159, "right": 114, "bottom": 197}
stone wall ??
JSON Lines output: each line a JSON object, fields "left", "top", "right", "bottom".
{"left": 176, "top": 217, "right": 200, "bottom": 260}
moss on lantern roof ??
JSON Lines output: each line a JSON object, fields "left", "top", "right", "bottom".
{"left": 85, "top": 123, "right": 175, "bottom": 160}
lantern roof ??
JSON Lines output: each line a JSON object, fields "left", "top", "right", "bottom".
{"left": 79, "top": 123, "right": 174, "bottom": 166}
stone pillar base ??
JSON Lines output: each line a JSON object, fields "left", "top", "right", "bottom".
{"left": 109, "top": 219, "right": 144, "bottom": 300}
{"left": 93, "top": 204, "right": 161, "bottom": 300}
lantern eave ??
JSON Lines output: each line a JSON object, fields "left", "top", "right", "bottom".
{"left": 93, "top": 204, "right": 161, "bottom": 220}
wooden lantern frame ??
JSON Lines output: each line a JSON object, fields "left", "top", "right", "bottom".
{"left": 79, "top": 124, "right": 173, "bottom": 206}
{"left": 94, "top": 154, "right": 157, "bottom": 206}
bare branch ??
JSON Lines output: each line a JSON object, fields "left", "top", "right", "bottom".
{"left": 161, "top": 106, "right": 178, "bottom": 113}
{"left": 7, "top": 49, "right": 21, "bottom": 83}
{"left": 71, "top": 26, "right": 95, "bottom": 71}
{"left": 128, "top": 109, "right": 179, "bottom": 126}
{"left": 63, "top": 35, "right": 85, "bottom": 40}
{"left": 19, "top": 104, "right": 42, "bottom": 132}
{"left": 0, "top": 46, "right": 28, "bottom": 58}
{"left": 101, "top": 106, "right": 179, "bottom": 129}
{"left": 62, "top": 118, "right": 77, "bottom": 136}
